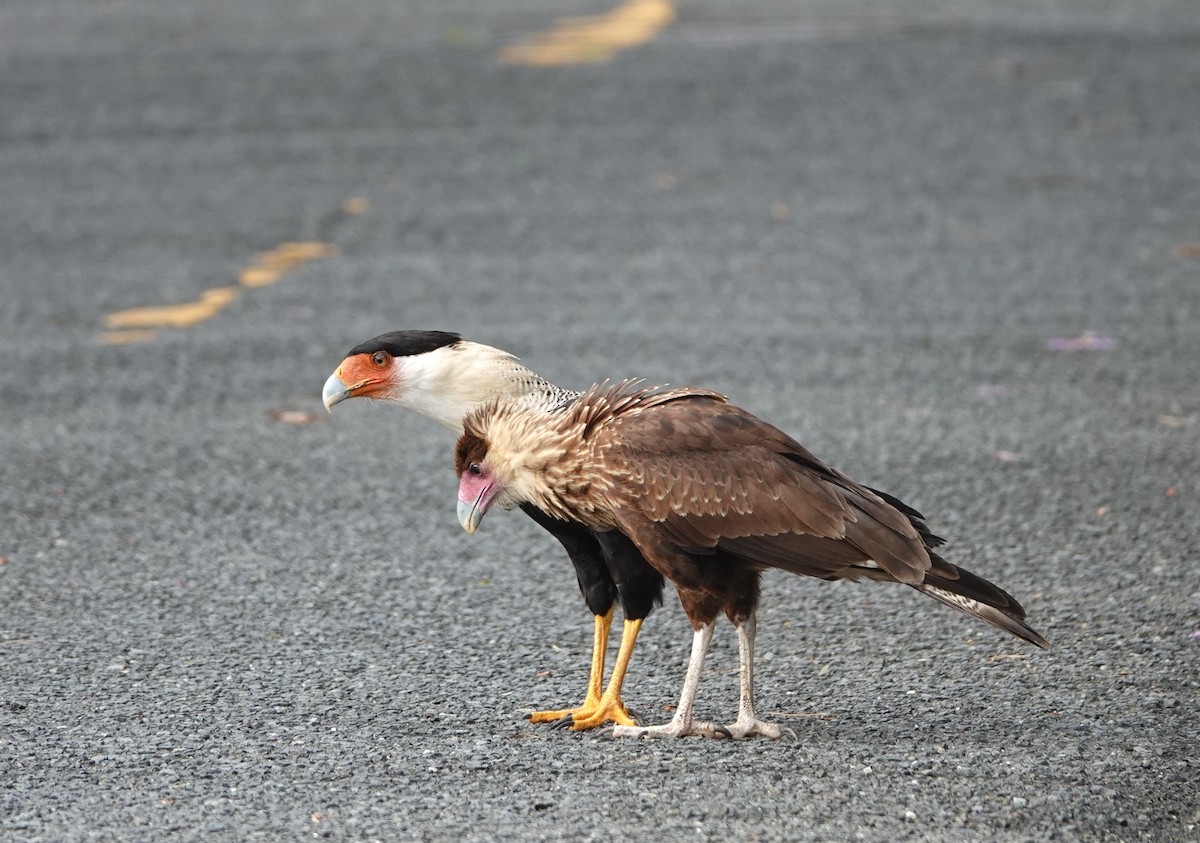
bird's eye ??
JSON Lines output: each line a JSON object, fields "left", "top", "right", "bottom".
{"left": 371, "top": 351, "right": 390, "bottom": 367}
{"left": 468, "top": 462, "right": 483, "bottom": 476}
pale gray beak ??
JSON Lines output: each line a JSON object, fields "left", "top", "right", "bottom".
{"left": 457, "top": 494, "right": 487, "bottom": 535}
{"left": 322, "top": 372, "right": 352, "bottom": 411}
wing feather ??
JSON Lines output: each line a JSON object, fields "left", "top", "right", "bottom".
{"left": 595, "top": 390, "right": 931, "bottom": 584}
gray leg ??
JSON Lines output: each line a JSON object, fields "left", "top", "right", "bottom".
{"left": 724, "top": 612, "right": 782, "bottom": 739}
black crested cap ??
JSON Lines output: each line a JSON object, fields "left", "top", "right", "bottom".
{"left": 347, "top": 330, "right": 462, "bottom": 358}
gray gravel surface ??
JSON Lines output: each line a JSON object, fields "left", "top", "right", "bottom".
{"left": 2, "top": 0, "right": 1198, "bottom": 840}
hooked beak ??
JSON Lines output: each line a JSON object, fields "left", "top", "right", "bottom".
{"left": 322, "top": 371, "right": 353, "bottom": 411}
{"left": 457, "top": 484, "right": 494, "bottom": 535}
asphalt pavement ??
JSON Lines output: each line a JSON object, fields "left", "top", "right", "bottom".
{"left": 2, "top": 1, "right": 1198, "bottom": 840}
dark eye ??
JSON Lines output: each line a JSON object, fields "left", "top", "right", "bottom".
{"left": 371, "top": 351, "right": 390, "bottom": 367}
{"left": 468, "top": 462, "right": 482, "bottom": 476}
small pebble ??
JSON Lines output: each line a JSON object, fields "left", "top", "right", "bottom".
{"left": 1013, "top": 797, "right": 1028, "bottom": 808}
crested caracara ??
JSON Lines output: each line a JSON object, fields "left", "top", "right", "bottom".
{"left": 455, "top": 380, "right": 1050, "bottom": 740}
{"left": 323, "top": 331, "right": 664, "bottom": 729}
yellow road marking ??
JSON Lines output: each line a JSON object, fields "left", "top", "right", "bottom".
{"left": 256, "top": 241, "right": 336, "bottom": 273}
{"left": 239, "top": 242, "right": 336, "bottom": 288}
{"left": 104, "top": 286, "right": 242, "bottom": 330}
{"left": 238, "top": 266, "right": 283, "bottom": 288}
{"left": 501, "top": 0, "right": 675, "bottom": 66}
{"left": 100, "top": 240, "right": 335, "bottom": 344}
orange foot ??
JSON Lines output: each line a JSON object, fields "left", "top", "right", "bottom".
{"left": 562, "top": 692, "right": 640, "bottom": 731}
{"left": 526, "top": 696, "right": 600, "bottom": 725}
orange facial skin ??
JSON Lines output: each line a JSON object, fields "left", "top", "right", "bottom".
{"left": 323, "top": 350, "right": 399, "bottom": 408}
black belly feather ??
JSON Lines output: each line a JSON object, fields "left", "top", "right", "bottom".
{"left": 519, "top": 503, "right": 665, "bottom": 621}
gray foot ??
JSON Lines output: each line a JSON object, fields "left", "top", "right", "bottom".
{"left": 612, "top": 719, "right": 727, "bottom": 739}
{"left": 721, "top": 717, "right": 783, "bottom": 740}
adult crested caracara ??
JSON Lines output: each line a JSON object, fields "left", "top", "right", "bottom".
{"left": 322, "top": 331, "right": 664, "bottom": 730}
{"left": 455, "top": 380, "right": 1050, "bottom": 740}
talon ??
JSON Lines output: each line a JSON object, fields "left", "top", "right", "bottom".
{"left": 714, "top": 725, "right": 733, "bottom": 739}
{"left": 612, "top": 725, "right": 647, "bottom": 739}
{"left": 526, "top": 701, "right": 598, "bottom": 725}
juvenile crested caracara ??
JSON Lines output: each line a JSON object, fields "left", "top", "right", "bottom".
{"left": 323, "top": 331, "right": 663, "bottom": 729}
{"left": 455, "top": 381, "right": 1050, "bottom": 740}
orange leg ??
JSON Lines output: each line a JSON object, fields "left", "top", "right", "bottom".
{"left": 526, "top": 606, "right": 611, "bottom": 723}
{"left": 568, "top": 617, "right": 643, "bottom": 731}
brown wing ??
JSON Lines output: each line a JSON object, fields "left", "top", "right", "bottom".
{"left": 596, "top": 390, "right": 931, "bottom": 586}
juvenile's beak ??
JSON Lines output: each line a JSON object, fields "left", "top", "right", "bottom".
{"left": 457, "top": 499, "right": 480, "bottom": 534}
{"left": 457, "top": 487, "right": 491, "bottom": 535}
{"left": 322, "top": 371, "right": 353, "bottom": 410}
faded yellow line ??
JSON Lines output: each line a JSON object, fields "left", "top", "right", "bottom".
{"left": 239, "top": 241, "right": 336, "bottom": 288}
{"left": 104, "top": 286, "right": 242, "bottom": 330}
{"left": 100, "top": 240, "right": 335, "bottom": 345}
{"left": 501, "top": 0, "right": 675, "bottom": 67}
